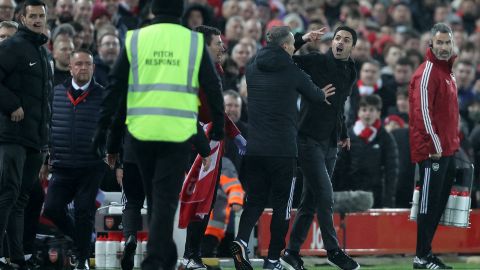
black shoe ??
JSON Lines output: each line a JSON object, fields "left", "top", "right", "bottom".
{"left": 121, "top": 235, "right": 137, "bottom": 270}
{"left": 263, "top": 259, "right": 283, "bottom": 270}
{"left": 327, "top": 249, "right": 360, "bottom": 270}
{"left": 280, "top": 252, "right": 305, "bottom": 270}
{"left": 413, "top": 254, "right": 453, "bottom": 269}
{"left": 230, "top": 240, "right": 252, "bottom": 270}
{"left": 185, "top": 257, "right": 207, "bottom": 270}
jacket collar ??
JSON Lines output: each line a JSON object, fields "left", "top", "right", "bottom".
{"left": 425, "top": 48, "right": 457, "bottom": 72}
{"left": 326, "top": 48, "right": 357, "bottom": 81}
{"left": 63, "top": 76, "right": 98, "bottom": 91}
{"left": 150, "top": 15, "right": 181, "bottom": 25}
{"left": 327, "top": 48, "right": 354, "bottom": 63}
{"left": 17, "top": 25, "right": 48, "bottom": 46}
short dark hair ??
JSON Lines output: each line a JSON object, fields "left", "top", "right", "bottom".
{"left": 460, "top": 41, "right": 475, "bottom": 53}
{"left": 22, "top": 0, "right": 46, "bottom": 16}
{"left": 223, "top": 89, "right": 241, "bottom": 99}
{"left": 194, "top": 25, "right": 221, "bottom": 46}
{"left": 430, "top": 23, "right": 453, "bottom": 37}
{"left": 359, "top": 94, "right": 382, "bottom": 111}
{"left": 333, "top": 25, "right": 357, "bottom": 46}
{"left": 383, "top": 43, "right": 402, "bottom": 58}
{"left": 395, "top": 57, "right": 414, "bottom": 70}
{"left": 71, "top": 48, "right": 93, "bottom": 58}
{"left": 266, "top": 26, "right": 292, "bottom": 46}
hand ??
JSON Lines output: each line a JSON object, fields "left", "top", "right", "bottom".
{"left": 429, "top": 152, "right": 442, "bottom": 160}
{"left": 202, "top": 155, "right": 212, "bottom": 172}
{"left": 321, "top": 84, "right": 336, "bottom": 105}
{"left": 231, "top": 203, "right": 242, "bottom": 212}
{"left": 473, "top": 79, "right": 480, "bottom": 94}
{"left": 11, "top": 107, "right": 24, "bottom": 122}
{"left": 106, "top": 153, "right": 118, "bottom": 169}
{"left": 302, "top": 27, "right": 326, "bottom": 42}
{"left": 338, "top": 138, "right": 351, "bottom": 150}
{"left": 234, "top": 134, "right": 247, "bottom": 155}
{"left": 38, "top": 164, "right": 50, "bottom": 181}
{"left": 116, "top": 168, "right": 123, "bottom": 187}
{"left": 91, "top": 129, "right": 107, "bottom": 158}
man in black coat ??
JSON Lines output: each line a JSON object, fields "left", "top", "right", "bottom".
{"left": 230, "top": 26, "right": 333, "bottom": 270}
{"left": 280, "top": 26, "right": 360, "bottom": 270}
{"left": 0, "top": 0, "right": 52, "bottom": 268}
{"left": 42, "top": 49, "right": 105, "bottom": 270}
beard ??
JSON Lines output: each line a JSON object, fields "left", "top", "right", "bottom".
{"left": 58, "top": 13, "right": 73, "bottom": 23}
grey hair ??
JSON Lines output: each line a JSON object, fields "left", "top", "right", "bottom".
{"left": 0, "top": 21, "right": 18, "bottom": 30}
{"left": 223, "top": 89, "right": 241, "bottom": 99}
{"left": 430, "top": 23, "right": 452, "bottom": 37}
{"left": 266, "top": 26, "right": 292, "bottom": 46}
{"left": 52, "top": 23, "right": 76, "bottom": 42}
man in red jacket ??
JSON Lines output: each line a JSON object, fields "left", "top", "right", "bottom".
{"left": 409, "top": 23, "right": 458, "bottom": 270}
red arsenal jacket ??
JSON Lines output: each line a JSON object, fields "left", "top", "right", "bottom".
{"left": 409, "top": 48, "right": 460, "bottom": 163}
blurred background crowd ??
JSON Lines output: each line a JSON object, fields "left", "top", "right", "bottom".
{"left": 2, "top": 0, "right": 480, "bottom": 209}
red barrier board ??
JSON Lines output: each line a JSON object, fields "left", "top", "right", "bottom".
{"left": 257, "top": 209, "right": 480, "bottom": 256}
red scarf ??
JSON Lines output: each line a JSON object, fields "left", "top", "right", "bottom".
{"left": 357, "top": 79, "right": 379, "bottom": 96}
{"left": 353, "top": 119, "right": 381, "bottom": 143}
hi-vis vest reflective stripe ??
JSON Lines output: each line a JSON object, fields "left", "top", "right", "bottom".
{"left": 125, "top": 23, "right": 203, "bottom": 142}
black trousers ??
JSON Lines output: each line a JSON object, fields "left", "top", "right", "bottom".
{"left": 236, "top": 156, "right": 296, "bottom": 260}
{"left": 0, "top": 144, "right": 44, "bottom": 261}
{"left": 122, "top": 162, "right": 145, "bottom": 239}
{"left": 130, "top": 138, "right": 190, "bottom": 270}
{"left": 288, "top": 137, "right": 339, "bottom": 252}
{"left": 416, "top": 156, "right": 456, "bottom": 257}
{"left": 23, "top": 178, "right": 45, "bottom": 255}
{"left": 183, "top": 158, "right": 221, "bottom": 260}
{"left": 43, "top": 164, "right": 105, "bottom": 261}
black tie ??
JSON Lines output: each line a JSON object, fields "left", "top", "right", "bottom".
{"left": 72, "top": 88, "right": 83, "bottom": 99}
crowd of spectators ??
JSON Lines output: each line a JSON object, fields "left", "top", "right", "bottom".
{"left": 2, "top": 0, "right": 480, "bottom": 209}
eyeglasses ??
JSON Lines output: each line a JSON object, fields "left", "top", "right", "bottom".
{"left": 0, "top": 5, "right": 14, "bottom": 11}
{"left": 100, "top": 42, "right": 119, "bottom": 48}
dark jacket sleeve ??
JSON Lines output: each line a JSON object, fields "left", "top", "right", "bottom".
{"left": 332, "top": 146, "right": 351, "bottom": 191}
{"left": 190, "top": 122, "right": 211, "bottom": 158}
{"left": 294, "top": 32, "right": 306, "bottom": 52}
{"left": 198, "top": 46, "right": 225, "bottom": 140}
{"left": 0, "top": 44, "right": 21, "bottom": 114}
{"left": 98, "top": 47, "right": 129, "bottom": 131}
{"left": 106, "top": 92, "right": 127, "bottom": 154}
{"left": 382, "top": 130, "right": 399, "bottom": 207}
{"left": 340, "top": 115, "right": 349, "bottom": 140}
{"left": 295, "top": 68, "right": 325, "bottom": 104}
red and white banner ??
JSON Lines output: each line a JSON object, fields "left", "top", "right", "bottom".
{"left": 178, "top": 136, "right": 223, "bottom": 229}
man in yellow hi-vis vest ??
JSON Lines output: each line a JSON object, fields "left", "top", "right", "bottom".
{"left": 92, "top": 1, "right": 225, "bottom": 270}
